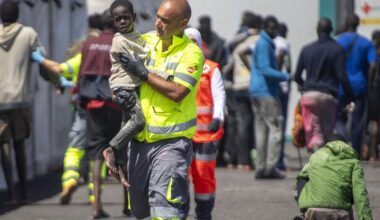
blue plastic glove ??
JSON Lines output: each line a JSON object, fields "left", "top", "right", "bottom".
{"left": 59, "top": 76, "right": 73, "bottom": 88}
{"left": 31, "top": 47, "right": 45, "bottom": 63}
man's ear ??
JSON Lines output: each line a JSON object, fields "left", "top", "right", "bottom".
{"left": 180, "top": 18, "right": 189, "bottom": 28}
{"left": 133, "top": 13, "right": 137, "bottom": 22}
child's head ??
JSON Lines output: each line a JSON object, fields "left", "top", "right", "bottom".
{"left": 0, "top": 0, "right": 19, "bottom": 24}
{"left": 110, "top": 0, "right": 135, "bottom": 34}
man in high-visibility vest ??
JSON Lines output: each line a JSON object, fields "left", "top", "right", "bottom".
{"left": 114, "top": 0, "right": 203, "bottom": 219}
{"left": 184, "top": 27, "right": 226, "bottom": 220}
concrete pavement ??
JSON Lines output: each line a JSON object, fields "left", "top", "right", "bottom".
{"left": 1, "top": 146, "right": 380, "bottom": 220}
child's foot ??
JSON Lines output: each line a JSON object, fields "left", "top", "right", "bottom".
{"left": 103, "top": 147, "right": 118, "bottom": 173}
{"left": 92, "top": 209, "right": 110, "bottom": 219}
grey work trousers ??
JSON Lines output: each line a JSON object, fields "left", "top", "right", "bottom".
{"left": 251, "top": 96, "right": 283, "bottom": 174}
{"left": 68, "top": 107, "right": 87, "bottom": 149}
{"left": 128, "top": 137, "right": 193, "bottom": 219}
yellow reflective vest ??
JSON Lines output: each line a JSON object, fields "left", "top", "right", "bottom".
{"left": 136, "top": 32, "right": 204, "bottom": 143}
{"left": 60, "top": 53, "right": 82, "bottom": 83}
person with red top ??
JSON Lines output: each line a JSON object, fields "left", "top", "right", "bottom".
{"left": 184, "top": 27, "right": 226, "bottom": 220}
{"left": 77, "top": 10, "right": 122, "bottom": 219}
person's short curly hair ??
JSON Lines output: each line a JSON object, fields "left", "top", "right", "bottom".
{"left": 0, "top": 0, "right": 19, "bottom": 24}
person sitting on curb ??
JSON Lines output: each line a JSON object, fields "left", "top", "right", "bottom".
{"left": 295, "top": 134, "right": 373, "bottom": 220}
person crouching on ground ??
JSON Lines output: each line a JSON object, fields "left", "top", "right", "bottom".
{"left": 295, "top": 134, "right": 373, "bottom": 220}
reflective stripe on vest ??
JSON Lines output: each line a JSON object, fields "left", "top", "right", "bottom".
{"left": 194, "top": 152, "right": 217, "bottom": 161}
{"left": 175, "top": 72, "right": 197, "bottom": 87}
{"left": 197, "top": 106, "right": 213, "bottom": 114}
{"left": 196, "top": 123, "right": 209, "bottom": 131}
{"left": 146, "top": 57, "right": 155, "bottom": 66}
{"left": 64, "top": 62, "right": 74, "bottom": 74}
{"left": 148, "top": 118, "right": 196, "bottom": 134}
{"left": 167, "top": 62, "right": 178, "bottom": 70}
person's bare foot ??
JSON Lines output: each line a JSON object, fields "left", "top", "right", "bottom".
{"left": 92, "top": 209, "right": 110, "bottom": 219}
{"left": 103, "top": 147, "right": 118, "bottom": 173}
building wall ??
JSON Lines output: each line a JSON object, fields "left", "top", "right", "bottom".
{"left": 0, "top": 0, "right": 87, "bottom": 189}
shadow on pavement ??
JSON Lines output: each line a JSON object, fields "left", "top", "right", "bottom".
{"left": 0, "top": 171, "right": 61, "bottom": 215}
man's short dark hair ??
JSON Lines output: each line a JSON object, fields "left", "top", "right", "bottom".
{"left": 199, "top": 15, "right": 211, "bottom": 25}
{"left": 101, "top": 9, "right": 114, "bottom": 30}
{"left": 372, "top": 29, "right": 380, "bottom": 41}
{"left": 109, "top": 0, "right": 134, "bottom": 17}
{"left": 88, "top": 13, "right": 103, "bottom": 30}
{"left": 263, "top": 15, "right": 278, "bottom": 29}
{"left": 0, "top": 0, "right": 19, "bottom": 24}
{"left": 278, "top": 22, "right": 288, "bottom": 38}
{"left": 317, "top": 17, "right": 333, "bottom": 35}
{"left": 242, "top": 11, "right": 262, "bottom": 29}
{"left": 346, "top": 13, "right": 360, "bottom": 30}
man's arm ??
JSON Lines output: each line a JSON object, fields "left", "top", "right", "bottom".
{"left": 294, "top": 49, "right": 305, "bottom": 89}
{"left": 146, "top": 73, "right": 190, "bottom": 102}
{"left": 119, "top": 48, "right": 203, "bottom": 102}
{"left": 238, "top": 47, "right": 252, "bottom": 71}
{"left": 368, "top": 63, "right": 377, "bottom": 88}
{"left": 256, "top": 43, "right": 289, "bottom": 81}
{"left": 336, "top": 49, "right": 355, "bottom": 102}
{"left": 31, "top": 46, "right": 61, "bottom": 74}
{"left": 367, "top": 43, "right": 377, "bottom": 88}
{"left": 352, "top": 161, "right": 373, "bottom": 220}
{"left": 210, "top": 67, "right": 226, "bottom": 121}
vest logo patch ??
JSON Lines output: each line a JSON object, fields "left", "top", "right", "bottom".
{"left": 203, "top": 64, "right": 211, "bottom": 73}
{"left": 187, "top": 65, "right": 198, "bottom": 74}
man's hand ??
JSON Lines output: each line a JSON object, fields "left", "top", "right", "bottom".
{"left": 208, "top": 119, "right": 220, "bottom": 133}
{"left": 59, "top": 76, "right": 73, "bottom": 88}
{"left": 344, "top": 102, "right": 355, "bottom": 113}
{"left": 119, "top": 52, "right": 149, "bottom": 81}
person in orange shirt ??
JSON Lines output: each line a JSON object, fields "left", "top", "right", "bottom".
{"left": 184, "top": 27, "right": 226, "bottom": 220}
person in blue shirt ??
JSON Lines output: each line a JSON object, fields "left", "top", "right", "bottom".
{"left": 335, "top": 13, "right": 377, "bottom": 156}
{"left": 249, "top": 15, "right": 290, "bottom": 179}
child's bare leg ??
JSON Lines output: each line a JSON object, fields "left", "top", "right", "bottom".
{"left": 92, "top": 159, "right": 109, "bottom": 219}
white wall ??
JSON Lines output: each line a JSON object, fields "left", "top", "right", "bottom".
{"left": 86, "top": 0, "right": 160, "bottom": 33}
{"left": 188, "top": 0, "right": 320, "bottom": 136}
